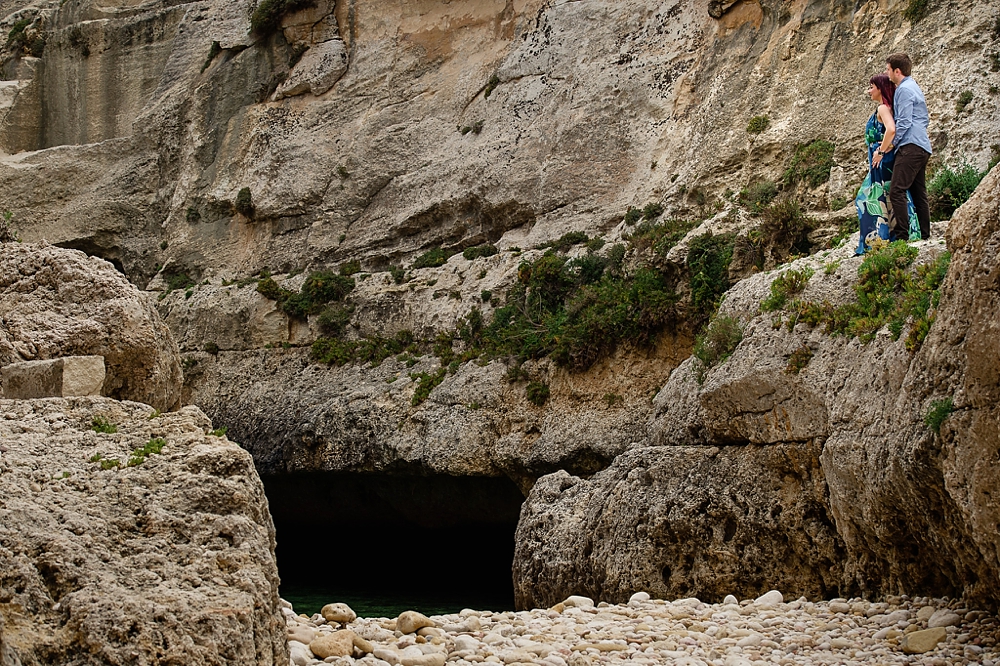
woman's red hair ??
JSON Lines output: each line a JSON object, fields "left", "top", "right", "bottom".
{"left": 870, "top": 73, "right": 896, "bottom": 116}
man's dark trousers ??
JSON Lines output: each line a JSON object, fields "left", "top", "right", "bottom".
{"left": 889, "top": 144, "right": 931, "bottom": 240}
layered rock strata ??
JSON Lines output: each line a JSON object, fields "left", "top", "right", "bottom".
{"left": 0, "top": 396, "right": 288, "bottom": 666}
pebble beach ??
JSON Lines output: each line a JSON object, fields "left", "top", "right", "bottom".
{"left": 282, "top": 591, "right": 1000, "bottom": 666}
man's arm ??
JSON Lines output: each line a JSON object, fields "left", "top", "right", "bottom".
{"left": 892, "top": 86, "right": 914, "bottom": 149}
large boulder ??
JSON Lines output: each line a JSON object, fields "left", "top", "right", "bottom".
{"left": 0, "top": 396, "right": 288, "bottom": 665}
{"left": 0, "top": 243, "right": 182, "bottom": 411}
{"left": 513, "top": 443, "right": 844, "bottom": 609}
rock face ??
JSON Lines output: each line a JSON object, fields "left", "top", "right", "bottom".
{"left": 513, "top": 443, "right": 844, "bottom": 609}
{"left": 822, "top": 167, "right": 1000, "bottom": 605}
{"left": 0, "top": 397, "right": 288, "bottom": 666}
{"left": 0, "top": 243, "right": 182, "bottom": 411}
{"left": 515, "top": 171, "right": 1000, "bottom": 608}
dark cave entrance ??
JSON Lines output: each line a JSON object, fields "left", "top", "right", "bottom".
{"left": 262, "top": 473, "right": 525, "bottom": 617}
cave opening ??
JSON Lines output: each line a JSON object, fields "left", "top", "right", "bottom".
{"left": 262, "top": 472, "right": 525, "bottom": 617}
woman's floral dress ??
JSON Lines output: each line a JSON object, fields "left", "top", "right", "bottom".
{"left": 854, "top": 110, "right": 920, "bottom": 253}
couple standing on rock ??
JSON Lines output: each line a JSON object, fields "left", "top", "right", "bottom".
{"left": 855, "top": 52, "right": 933, "bottom": 254}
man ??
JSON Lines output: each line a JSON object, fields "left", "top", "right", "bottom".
{"left": 880, "top": 52, "right": 932, "bottom": 241}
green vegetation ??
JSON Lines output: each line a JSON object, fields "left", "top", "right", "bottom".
{"left": 624, "top": 207, "right": 642, "bottom": 225}
{"left": 687, "top": 233, "right": 735, "bottom": 317}
{"left": 761, "top": 267, "right": 814, "bottom": 312}
{"left": 210, "top": 426, "right": 228, "bottom": 437}
{"left": 147, "top": 410, "right": 161, "bottom": 419}
{"left": 774, "top": 243, "right": 950, "bottom": 351}
{"left": 257, "top": 270, "right": 355, "bottom": 318}
{"left": 337, "top": 166, "right": 350, "bottom": 180}
{"left": 0, "top": 210, "right": 18, "bottom": 243}
{"left": 738, "top": 181, "right": 778, "bottom": 215}
{"left": 903, "top": 0, "right": 928, "bottom": 22}
{"left": 339, "top": 260, "right": 361, "bottom": 276}
{"left": 100, "top": 458, "right": 121, "bottom": 470}
{"left": 539, "top": 231, "right": 589, "bottom": 253}
{"left": 785, "top": 345, "right": 814, "bottom": 374}
{"left": 91, "top": 416, "right": 117, "bottom": 434}
{"left": 463, "top": 244, "right": 499, "bottom": 261}
{"left": 783, "top": 140, "right": 836, "bottom": 188}
{"left": 483, "top": 74, "right": 500, "bottom": 99}
{"left": 127, "top": 437, "right": 166, "bottom": 467}
{"left": 250, "top": 0, "right": 315, "bottom": 35}
{"left": 761, "top": 199, "right": 814, "bottom": 259}
{"left": 203, "top": 341, "right": 220, "bottom": 355}
{"left": 312, "top": 330, "right": 418, "bottom": 367}
{"left": 955, "top": 90, "right": 974, "bottom": 113}
{"left": 201, "top": 41, "right": 221, "bottom": 73}
{"left": 412, "top": 247, "right": 459, "bottom": 269}
{"left": 925, "top": 397, "right": 954, "bottom": 434}
{"left": 627, "top": 218, "right": 697, "bottom": 257}
{"left": 6, "top": 18, "right": 30, "bottom": 50}
{"left": 389, "top": 265, "right": 406, "bottom": 284}
{"left": 317, "top": 303, "right": 353, "bottom": 336}
{"left": 642, "top": 202, "right": 665, "bottom": 221}
{"left": 525, "top": 381, "right": 550, "bottom": 406}
{"left": 746, "top": 115, "right": 770, "bottom": 135}
{"left": 693, "top": 315, "right": 743, "bottom": 375}
{"left": 480, "top": 290, "right": 492, "bottom": 303}
{"left": 89, "top": 453, "right": 104, "bottom": 463}
{"left": 603, "top": 392, "right": 624, "bottom": 407}
{"left": 928, "top": 162, "right": 987, "bottom": 220}
{"left": 410, "top": 368, "right": 447, "bottom": 406}
{"left": 990, "top": 52, "right": 1000, "bottom": 73}
{"left": 235, "top": 187, "right": 254, "bottom": 217}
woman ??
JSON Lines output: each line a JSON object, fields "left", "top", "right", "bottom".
{"left": 854, "top": 73, "right": 920, "bottom": 254}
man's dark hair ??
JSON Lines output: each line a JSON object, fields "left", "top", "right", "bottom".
{"left": 886, "top": 52, "right": 912, "bottom": 77}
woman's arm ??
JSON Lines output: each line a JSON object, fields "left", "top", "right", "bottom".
{"left": 877, "top": 104, "right": 896, "bottom": 153}
{"left": 872, "top": 104, "right": 896, "bottom": 167}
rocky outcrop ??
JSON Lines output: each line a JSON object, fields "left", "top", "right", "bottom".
{"left": 0, "top": 243, "right": 182, "bottom": 411}
{"left": 515, "top": 170, "right": 1000, "bottom": 608}
{"left": 513, "top": 442, "right": 845, "bottom": 609}
{"left": 822, "top": 167, "right": 1000, "bottom": 606}
{"left": 0, "top": 396, "right": 288, "bottom": 666}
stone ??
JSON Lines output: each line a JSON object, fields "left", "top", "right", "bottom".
{"left": 396, "top": 611, "right": 435, "bottom": 635}
{"left": 754, "top": 590, "right": 783, "bottom": 607}
{"left": 0, "top": 244, "right": 182, "bottom": 411}
{"left": 353, "top": 634, "right": 375, "bottom": 654}
{"left": 628, "top": 591, "right": 650, "bottom": 606}
{"left": 723, "top": 595, "right": 738, "bottom": 605}
{"left": 0, "top": 397, "right": 286, "bottom": 665}
{"left": 288, "top": 623, "right": 319, "bottom": 645}
{"left": 562, "top": 596, "right": 595, "bottom": 610}
{"left": 917, "top": 606, "right": 936, "bottom": 621}
{"left": 399, "top": 654, "right": 446, "bottom": 666}
{"left": 1, "top": 356, "right": 105, "bottom": 399}
{"left": 901, "top": 627, "right": 947, "bottom": 654}
{"left": 289, "top": 640, "right": 313, "bottom": 666}
{"left": 828, "top": 602, "right": 851, "bottom": 615}
{"left": 310, "top": 630, "right": 357, "bottom": 659}
{"left": 373, "top": 647, "right": 402, "bottom": 665}
{"left": 927, "top": 610, "right": 962, "bottom": 628}
{"left": 323, "top": 602, "right": 358, "bottom": 624}
{"left": 274, "top": 39, "right": 349, "bottom": 99}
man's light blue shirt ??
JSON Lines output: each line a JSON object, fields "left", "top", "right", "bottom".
{"left": 892, "top": 77, "right": 932, "bottom": 155}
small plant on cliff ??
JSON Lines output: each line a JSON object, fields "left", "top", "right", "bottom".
{"left": 412, "top": 247, "right": 459, "bottom": 269}
{"left": 463, "top": 244, "right": 499, "bottom": 261}
{"left": 688, "top": 232, "right": 736, "bottom": 318}
{"left": 955, "top": 90, "right": 974, "bottom": 113}
{"left": 693, "top": 315, "right": 743, "bottom": 380}
{"left": 127, "top": 437, "right": 166, "bottom": 467}
{"left": 483, "top": 74, "right": 500, "bottom": 99}
{"left": 925, "top": 397, "right": 954, "bottom": 434}
{"left": 410, "top": 368, "right": 447, "bottom": 406}
{"left": 903, "top": 0, "right": 929, "bottom": 22}
{"left": 526, "top": 381, "right": 550, "bottom": 406}
{"left": 783, "top": 139, "right": 836, "bottom": 188}
{"left": 761, "top": 267, "right": 814, "bottom": 312}
{"left": 624, "top": 207, "right": 642, "bottom": 225}
{"left": 91, "top": 416, "right": 117, "bottom": 434}
{"left": 203, "top": 341, "right": 220, "bottom": 355}
{"left": 0, "top": 210, "right": 19, "bottom": 243}
{"left": 210, "top": 426, "right": 228, "bottom": 437}
{"left": 235, "top": 187, "right": 254, "bottom": 217}
{"left": 100, "top": 458, "right": 121, "bottom": 470}
{"left": 738, "top": 181, "right": 778, "bottom": 214}
{"left": 928, "top": 162, "right": 987, "bottom": 220}
{"left": 785, "top": 345, "right": 814, "bottom": 374}
{"left": 257, "top": 271, "right": 355, "bottom": 318}
{"left": 746, "top": 115, "right": 770, "bottom": 135}
{"left": 339, "top": 259, "right": 361, "bottom": 276}
{"left": 5, "top": 18, "right": 30, "bottom": 51}
{"left": 250, "top": 0, "right": 315, "bottom": 35}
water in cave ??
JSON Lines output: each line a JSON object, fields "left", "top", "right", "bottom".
{"left": 262, "top": 473, "right": 525, "bottom": 617}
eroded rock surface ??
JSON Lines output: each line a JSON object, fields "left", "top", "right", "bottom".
{"left": 0, "top": 243, "right": 182, "bottom": 411}
{"left": 513, "top": 443, "right": 844, "bottom": 609}
{"left": 0, "top": 397, "right": 288, "bottom": 666}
